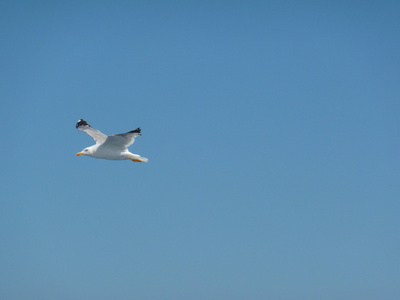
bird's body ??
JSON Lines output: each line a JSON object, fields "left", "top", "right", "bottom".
{"left": 75, "top": 119, "right": 148, "bottom": 163}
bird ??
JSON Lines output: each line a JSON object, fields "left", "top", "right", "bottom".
{"left": 75, "top": 119, "right": 148, "bottom": 163}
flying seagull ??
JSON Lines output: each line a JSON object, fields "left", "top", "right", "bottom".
{"left": 75, "top": 119, "right": 148, "bottom": 162}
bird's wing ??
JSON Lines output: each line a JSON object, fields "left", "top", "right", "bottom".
{"left": 76, "top": 119, "right": 108, "bottom": 144}
{"left": 102, "top": 128, "right": 142, "bottom": 150}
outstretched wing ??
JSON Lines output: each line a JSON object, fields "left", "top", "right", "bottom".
{"left": 76, "top": 119, "right": 107, "bottom": 144}
{"left": 102, "top": 128, "right": 142, "bottom": 150}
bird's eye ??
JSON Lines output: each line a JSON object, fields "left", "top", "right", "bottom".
{"left": 84, "top": 149, "right": 88, "bottom": 152}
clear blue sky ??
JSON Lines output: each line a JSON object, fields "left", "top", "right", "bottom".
{"left": 1, "top": 1, "right": 399, "bottom": 299}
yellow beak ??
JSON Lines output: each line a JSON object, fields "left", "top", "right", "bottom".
{"left": 76, "top": 152, "right": 84, "bottom": 156}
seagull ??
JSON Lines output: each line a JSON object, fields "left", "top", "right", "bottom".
{"left": 75, "top": 119, "right": 148, "bottom": 162}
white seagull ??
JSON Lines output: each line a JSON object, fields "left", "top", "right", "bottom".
{"left": 75, "top": 119, "right": 148, "bottom": 162}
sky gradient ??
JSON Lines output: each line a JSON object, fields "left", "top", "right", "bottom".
{"left": 1, "top": 1, "right": 399, "bottom": 299}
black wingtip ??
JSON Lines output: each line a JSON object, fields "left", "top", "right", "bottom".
{"left": 129, "top": 127, "right": 141, "bottom": 134}
{"left": 76, "top": 119, "right": 90, "bottom": 129}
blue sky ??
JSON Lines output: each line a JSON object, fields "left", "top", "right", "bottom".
{"left": 1, "top": 1, "right": 399, "bottom": 299}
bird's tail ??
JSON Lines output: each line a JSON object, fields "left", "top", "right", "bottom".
{"left": 138, "top": 156, "right": 149, "bottom": 163}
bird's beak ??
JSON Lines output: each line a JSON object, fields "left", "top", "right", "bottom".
{"left": 76, "top": 152, "right": 84, "bottom": 156}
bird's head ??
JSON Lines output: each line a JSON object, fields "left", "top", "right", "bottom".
{"left": 76, "top": 147, "right": 92, "bottom": 157}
